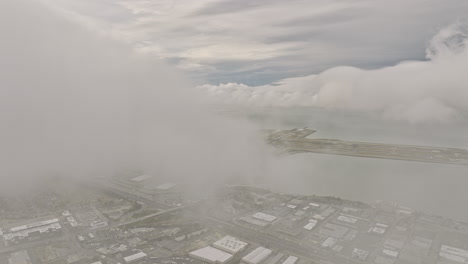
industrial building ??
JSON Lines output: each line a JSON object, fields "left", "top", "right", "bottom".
{"left": 352, "top": 248, "right": 369, "bottom": 261}
{"left": 242, "top": 247, "right": 272, "bottom": 264}
{"left": 321, "top": 237, "right": 337, "bottom": 248}
{"left": 337, "top": 215, "right": 358, "bottom": 224}
{"left": 281, "top": 256, "right": 298, "bottom": 264}
{"left": 309, "top": 202, "right": 320, "bottom": 208}
{"left": 213, "top": 235, "right": 248, "bottom": 254}
{"left": 90, "top": 221, "right": 108, "bottom": 229}
{"left": 8, "top": 218, "right": 59, "bottom": 233}
{"left": 3, "top": 222, "right": 62, "bottom": 245}
{"left": 66, "top": 216, "right": 79, "bottom": 227}
{"left": 303, "top": 219, "right": 318, "bottom": 230}
{"left": 369, "top": 223, "right": 388, "bottom": 235}
{"left": 252, "top": 212, "right": 277, "bottom": 222}
{"left": 439, "top": 245, "right": 468, "bottom": 263}
{"left": 8, "top": 250, "right": 31, "bottom": 264}
{"left": 382, "top": 249, "right": 399, "bottom": 258}
{"left": 189, "top": 246, "right": 233, "bottom": 264}
{"left": 240, "top": 216, "right": 270, "bottom": 227}
{"left": 286, "top": 199, "right": 304, "bottom": 209}
{"left": 130, "top": 174, "right": 151, "bottom": 182}
{"left": 123, "top": 252, "right": 147, "bottom": 263}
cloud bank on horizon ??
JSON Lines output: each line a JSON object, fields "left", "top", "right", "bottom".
{"left": 200, "top": 24, "right": 468, "bottom": 123}
{"left": 40, "top": 0, "right": 468, "bottom": 84}
{"left": 38, "top": 0, "right": 468, "bottom": 123}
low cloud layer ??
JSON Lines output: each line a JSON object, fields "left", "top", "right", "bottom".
{"left": 200, "top": 24, "right": 468, "bottom": 123}
{"left": 0, "top": 0, "right": 269, "bottom": 194}
{"left": 3, "top": 0, "right": 468, "bottom": 223}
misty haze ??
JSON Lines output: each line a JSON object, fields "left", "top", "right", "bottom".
{"left": 1, "top": 0, "right": 468, "bottom": 264}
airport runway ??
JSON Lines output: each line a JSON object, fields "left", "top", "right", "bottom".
{"left": 267, "top": 128, "right": 468, "bottom": 166}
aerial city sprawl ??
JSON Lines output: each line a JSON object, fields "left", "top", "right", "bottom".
{"left": 1, "top": 172, "right": 467, "bottom": 264}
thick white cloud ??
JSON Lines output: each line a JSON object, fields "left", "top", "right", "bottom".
{"left": 39, "top": 0, "right": 468, "bottom": 84}
{"left": 199, "top": 24, "right": 468, "bottom": 123}
{"left": 0, "top": 0, "right": 269, "bottom": 194}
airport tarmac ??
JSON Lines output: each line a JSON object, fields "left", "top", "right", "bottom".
{"left": 267, "top": 128, "right": 468, "bottom": 166}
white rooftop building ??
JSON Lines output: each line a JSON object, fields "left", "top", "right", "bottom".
{"left": 382, "top": 249, "right": 399, "bottom": 258}
{"left": 3, "top": 223, "right": 62, "bottom": 242}
{"left": 309, "top": 203, "right": 320, "bottom": 208}
{"left": 252, "top": 212, "right": 277, "bottom": 222}
{"left": 213, "top": 236, "right": 248, "bottom": 254}
{"left": 321, "top": 237, "right": 337, "bottom": 248}
{"left": 337, "top": 215, "right": 357, "bottom": 224}
{"left": 304, "top": 219, "right": 318, "bottom": 230}
{"left": 66, "top": 216, "right": 79, "bottom": 227}
{"left": 439, "top": 245, "right": 468, "bottom": 263}
{"left": 281, "top": 256, "right": 298, "bottom": 264}
{"left": 62, "top": 211, "right": 71, "bottom": 216}
{"left": 352, "top": 248, "right": 369, "bottom": 261}
{"left": 130, "top": 174, "right": 151, "bottom": 182}
{"left": 242, "top": 247, "right": 272, "bottom": 264}
{"left": 240, "top": 217, "right": 270, "bottom": 227}
{"left": 312, "top": 214, "right": 325, "bottom": 220}
{"left": 189, "top": 246, "right": 233, "bottom": 264}
{"left": 123, "top": 252, "right": 147, "bottom": 263}
{"left": 370, "top": 223, "right": 388, "bottom": 235}
{"left": 8, "top": 250, "right": 31, "bottom": 264}
{"left": 370, "top": 227, "right": 386, "bottom": 235}
{"left": 303, "top": 221, "right": 317, "bottom": 230}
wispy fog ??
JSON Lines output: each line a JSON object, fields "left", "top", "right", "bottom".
{"left": 0, "top": 0, "right": 269, "bottom": 194}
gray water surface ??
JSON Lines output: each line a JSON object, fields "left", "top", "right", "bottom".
{"left": 241, "top": 107, "right": 468, "bottom": 221}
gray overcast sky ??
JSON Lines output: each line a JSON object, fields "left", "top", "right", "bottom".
{"left": 40, "top": 0, "right": 468, "bottom": 85}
